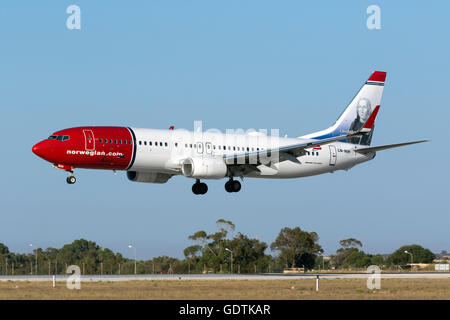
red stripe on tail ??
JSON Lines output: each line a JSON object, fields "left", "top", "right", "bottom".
{"left": 368, "top": 71, "right": 386, "bottom": 83}
{"left": 363, "top": 105, "right": 380, "bottom": 130}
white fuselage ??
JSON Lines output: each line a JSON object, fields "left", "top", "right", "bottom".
{"left": 129, "top": 128, "right": 375, "bottom": 179}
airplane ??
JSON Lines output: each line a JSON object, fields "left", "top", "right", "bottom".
{"left": 32, "top": 71, "right": 427, "bottom": 195}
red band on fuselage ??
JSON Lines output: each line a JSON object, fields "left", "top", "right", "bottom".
{"left": 32, "top": 126, "right": 134, "bottom": 171}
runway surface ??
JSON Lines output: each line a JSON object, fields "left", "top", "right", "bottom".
{"left": 1, "top": 273, "right": 450, "bottom": 282}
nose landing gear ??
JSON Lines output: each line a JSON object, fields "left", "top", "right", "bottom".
{"left": 225, "top": 178, "right": 241, "bottom": 193}
{"left": 192, "top": 179, "right": 208, "bottom": 195}
{"left": 66, "top": 171, "right": 76, "bottom": 184}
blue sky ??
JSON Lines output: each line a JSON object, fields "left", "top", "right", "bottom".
{"left": 0, "top": 1, "right": 448, "bottom": 260}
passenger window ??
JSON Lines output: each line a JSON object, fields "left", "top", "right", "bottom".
{"left": 119, "top": 140, "right": 122, "bottom": 144}
{"left": 175, "top": 143, "right": 178, "bottom": 147}
{"left": 109, "top": 139, "right": 112, "bottom": 144}
{"left": 149, "top": 141, "right": 152, "bottom": 146}
{"left": 139, "top": 141, "right": 142, "bottom": 145}
{"left": 247, "top": 147, "right": 250, "bottom": 151}
{"left": 144, "top": 141, "right": 147, "bottom": 145}
{"left": 185, "top": 144, "right": 188, "bottom": 148}
{"left": 165, "top": 142, "right": 168, "bottom": 147}
{"left": 190, "top": 144, "right": 192, "bottom": 148}
{"left": 99, "top": 139, "right": 103, "bottom": 143}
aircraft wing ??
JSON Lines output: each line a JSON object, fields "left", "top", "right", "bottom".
{"left": 224, "top": 105, "right": 381, "bottom": 165}
{"left": 354, "top": 140, "right": 429, "bottom": 154}
{"left": 224, "top": 131, "right": 362, "bottom": 165}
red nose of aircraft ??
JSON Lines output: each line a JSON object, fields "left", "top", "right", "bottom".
{"left": 32, "top": 140, "right": 52, "bottom": 161}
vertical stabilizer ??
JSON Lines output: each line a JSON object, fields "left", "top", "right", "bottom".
{"left": 301, "top": 71, "right": 386, "bottom": 146}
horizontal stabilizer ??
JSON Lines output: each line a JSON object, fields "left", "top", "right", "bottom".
{"left": 354, "top": 140, "right": 429, "bottom": 154}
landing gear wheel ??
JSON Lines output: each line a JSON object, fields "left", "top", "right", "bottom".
{"left": 198, "top": 183, "right": 208, "bottom": 194}
{"left": 192, "top": 181, "right": 208, "bottom": 195}
{"left": 225, "top": 179, "right": 241, "bottom": 193}
{"left": 66, "top": 176, "right": 76, "bottom": 184}
{"left": 232, "top": 180, "right": 241, "bottom": 192}
{"left": 225, "top": 180, "right": 233, "bottom": 193}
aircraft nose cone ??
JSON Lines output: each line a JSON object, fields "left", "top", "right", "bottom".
{"left": 32, "top": 141, "right": 51, "bottom": 159}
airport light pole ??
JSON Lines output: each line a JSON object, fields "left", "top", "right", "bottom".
{"left": 225, "top": 248, "right": 233, "bottom": 274}
{"left": 404, "top": 250, "right": 413, "bottom": 265}
{"left": 128, "top": 245, "right": 137, "bottom": 275}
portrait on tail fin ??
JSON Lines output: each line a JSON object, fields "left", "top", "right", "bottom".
{"left": 348, "top": 98, "right": 374, "bottom": 145}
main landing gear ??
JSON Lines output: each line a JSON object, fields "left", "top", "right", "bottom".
{"left": 225, "top": 178, "right": 241, "bottom": 193}
{"left": 192, "top": 179, "right": 208, "bottom": 195}
{"left": 191, "top": 178, "right": 242, "bottom": 195}
{"left": 66, "top": 172, "right": 76, "bottom": 184}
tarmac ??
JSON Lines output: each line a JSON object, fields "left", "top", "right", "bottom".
{"left": 1, "top": 272, "right": 450, "bottom": 282}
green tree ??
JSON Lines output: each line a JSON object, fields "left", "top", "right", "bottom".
{"left": 343, "top": 251, "right": 372, "bottom": 268}
{"left": 332, "top": 238, "right": 364, "bottom": 268}
{"left": 0, "top": 243, "right": 9, "bottom": 255}
{"left": 387, "top": 245, "right": 435, "bottom": 265}
{"left": 228, "top": 233, "right": 269, "bottom": 273}
{"left": 339, "top": 238, "right": 363, "bottom": 249}
{"left": 185, "top": 219, "right": 272, "bottom": 273}
{"left": 270, "top": 227, "right": 322, "bottom": 270}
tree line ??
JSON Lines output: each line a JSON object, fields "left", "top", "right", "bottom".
{"left": 0, "top": 220, "right": 440, "bottom": 275}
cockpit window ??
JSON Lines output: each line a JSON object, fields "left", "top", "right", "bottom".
{"left": 49, "top": 135, "right": 69, "bottom": 141}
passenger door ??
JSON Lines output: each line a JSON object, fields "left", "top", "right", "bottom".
{"left": 83, "top": 130, "right": 95, "bottom": 151}
{"left": 329, "top": 145, "right": 337, "bottom": 166}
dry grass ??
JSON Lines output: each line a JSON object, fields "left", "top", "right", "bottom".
{"left": 1, "top": 279, "right": 449, "bottom": 300}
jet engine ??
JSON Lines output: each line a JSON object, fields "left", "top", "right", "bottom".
{"left": 181, "top": 157, "right": 227, "bottom": 179}
{"left": 126, "top": 171, "right": 172, "bottom": 184}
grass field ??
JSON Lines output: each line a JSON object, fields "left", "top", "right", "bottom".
{"left": 1, "top": 279, "right": 450, "bottom": 299}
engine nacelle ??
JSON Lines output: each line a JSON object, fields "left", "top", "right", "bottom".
{"left": 126, "top": 171, "right": 172, "bottom": 184}
{"left": 181, "top": 157, "right": 227, "bottom": 179}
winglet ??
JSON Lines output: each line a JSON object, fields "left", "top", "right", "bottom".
{"left": 360, "top": 105, "right": 380, "bottom": 133}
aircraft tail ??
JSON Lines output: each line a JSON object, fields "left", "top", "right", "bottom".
{"left": 301, "top": 71, "right": 386, "bottom": 146}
